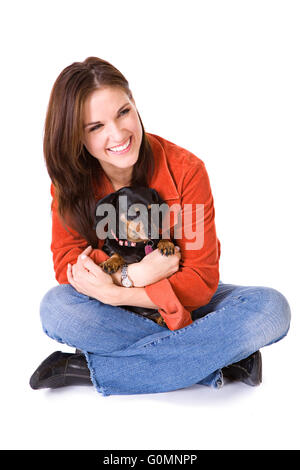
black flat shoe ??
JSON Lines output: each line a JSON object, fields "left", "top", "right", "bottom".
{"left": 222, "top": 350, "right": 262, "bottom": 386}
{"left": 29, "top": 351, "right": 92, "bottom": 390}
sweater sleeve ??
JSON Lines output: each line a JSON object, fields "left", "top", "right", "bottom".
{"left": 145, "top": 160, "right": 221, "bottom": 330}
{"left": 50, "top": 183, "right": 109, "bottom": 284}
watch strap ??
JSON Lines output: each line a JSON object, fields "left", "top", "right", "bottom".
{"left": 121, "top": 264, "right": 133, "bottom": 287}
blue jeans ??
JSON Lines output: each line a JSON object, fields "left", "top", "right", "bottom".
{"left": 39, "top": 281, "right": 291, "bottom": 396}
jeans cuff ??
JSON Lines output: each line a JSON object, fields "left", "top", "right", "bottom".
{"left": 197, "top": 369, "right": 224, "bottom": 389}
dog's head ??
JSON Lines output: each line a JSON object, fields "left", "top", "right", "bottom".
{"left": 95, "top": 186, "right": 167, "bottom": 243}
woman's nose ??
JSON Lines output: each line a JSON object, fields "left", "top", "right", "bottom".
{"left": 107, "top": 122, "right": 126, "bottom": 144}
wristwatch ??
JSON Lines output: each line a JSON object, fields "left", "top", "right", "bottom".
{"left": 121, "top": 264, "right": 133, "bottom": 287}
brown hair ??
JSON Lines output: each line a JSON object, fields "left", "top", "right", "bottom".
{"left": 43, "top": 56, "right": 154, "bottom": 247}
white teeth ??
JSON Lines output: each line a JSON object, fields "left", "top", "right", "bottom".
{"left": 108, "top": 137, "right": 131, "bottom": 152}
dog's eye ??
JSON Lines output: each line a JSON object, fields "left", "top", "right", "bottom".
{"left": 127, "top": 214, "right": 139, "bottom": 220}
{"left": 127, "top": 208, "right": 140, "bottom": 220}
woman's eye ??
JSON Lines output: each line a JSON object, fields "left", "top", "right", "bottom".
{"left": 88, "top": 108, "right": 130, "bottom": 132}
{"left": 89, "top": 124, "right": 102, "bottom": 132}
{"left": 120, "top": 108, "right": 130, "bottom": 116}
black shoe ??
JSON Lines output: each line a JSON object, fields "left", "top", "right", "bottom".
{"left": 29, "top": 351, "right": 92, "bottom": 390}
{"left": 222, "top": 350, "right": 262, "bottom": 386}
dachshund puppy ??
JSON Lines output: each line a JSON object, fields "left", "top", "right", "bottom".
{"left": 95, "top": 186, "right": 175, "bottom": 326}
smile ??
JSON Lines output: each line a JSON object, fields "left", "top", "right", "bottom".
{"left": 107, "top": 136, "right": 132, "bottom": 154}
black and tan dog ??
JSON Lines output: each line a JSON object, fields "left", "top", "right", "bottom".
{"left": 95, "top": 186, "right": 175, "bottom": 326}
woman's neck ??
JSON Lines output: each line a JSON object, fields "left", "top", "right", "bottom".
{"left": 102, "top": 165, "right": 133, "bottom": 192}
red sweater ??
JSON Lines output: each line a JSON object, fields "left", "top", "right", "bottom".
{"left": 50, "top": 132, "right": 221, "bottom": 330}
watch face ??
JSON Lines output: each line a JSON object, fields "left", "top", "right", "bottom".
{"left": 121, "top": 265, "right": 132, "bottom": 287}
{"left": 123, "top": 278, "right": 132, "bottom": 288}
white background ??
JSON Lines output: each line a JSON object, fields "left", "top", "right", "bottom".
{"left": 1, "top": 0, "right": 299, "bottom": 450}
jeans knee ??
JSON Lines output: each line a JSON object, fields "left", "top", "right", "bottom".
{"left": 39, "top": 284, "right": 75, "bottom": 338}
{"left": 235, "top": 285, "right": 291, "bottom": 349}
{"left": 265, "top": 287, "right": 291, "bottom": 338}
{"left": 247, "top": 286, "right": 291, "bottom": 345}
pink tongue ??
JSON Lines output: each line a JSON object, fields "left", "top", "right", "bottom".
{"left": 145, "top": 245, "right": 153, "bottom": 255}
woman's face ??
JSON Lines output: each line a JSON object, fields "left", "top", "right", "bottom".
{"left": 82, "top": 86, "right": 143, "bottom": 173}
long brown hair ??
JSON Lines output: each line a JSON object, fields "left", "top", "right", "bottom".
{"left": 43, "top": 56, "right": 154, "bottom": 247}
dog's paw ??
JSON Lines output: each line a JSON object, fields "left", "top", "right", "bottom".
{"left": 100, "top": 254, "right": 124, "bottom": 274}
{"left": 157, "top": 240, "right": 175, "bottom": 256}
{"left": 155, "top": 315, "right": 167, "bottom": 327}
{"left": 100, "top": 260, "right": 118, "bottom": 274}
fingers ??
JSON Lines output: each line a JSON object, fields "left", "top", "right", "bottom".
{"left": 174, "top": 245, "right": 181, "bottom": 259}
{"left": 72, "top": 245, "right": 94, "bottom": 276}
{"left": 67, "top": 262, "right": 75, "bottom": 285}
{"left": 81, "top": 245, "right": 93, "bottom": 256}
{"left": 67, "top": 257, "right": 99, "bottom": 286}
{"left": 76, "top": 245, "right": 93, "bottom": 266}
{"left": 68, "top": 245, "right": 93, "bottom": 282}
{"left": 80, "top": 255, "right": 102, "bottom": 276}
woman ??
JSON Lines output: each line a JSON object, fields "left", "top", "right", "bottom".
{"left": 30, "top": 57, "right": 291, "bottom": 395}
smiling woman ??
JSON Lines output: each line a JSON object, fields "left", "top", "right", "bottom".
{"left": 30, "top": 56, "right": 291, "bottom": 395}
{"left": 43, "top": 57, "right": 154, "bottom": 247}
{"left": 82, "top": 86, "right": 143, "bottom": 182}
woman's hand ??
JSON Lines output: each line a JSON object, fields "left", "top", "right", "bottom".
{"left": 67, "top": 246, "right": 120, "bottom": 305}
{"left": 128, "top": 246, "right": 181, "bottom": 288}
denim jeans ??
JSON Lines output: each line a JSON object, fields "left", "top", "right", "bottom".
{"left": 39, "top": 281, "right": 291, "bottom": 396}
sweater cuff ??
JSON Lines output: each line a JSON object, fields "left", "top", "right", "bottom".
{"left": 145, "top": 279, "right": 193, "bottom": 331}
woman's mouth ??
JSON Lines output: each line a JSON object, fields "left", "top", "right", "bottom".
{"left": 107, "top": 136, "right": 132, "bottom": 155}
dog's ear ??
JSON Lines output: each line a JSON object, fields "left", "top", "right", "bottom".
{"left": 148, "top": 188, "right": 170, "bottom": 238}
{"left": 149, "top": 188, "right": 165, "bottom": 206}
{"left": 94, "top": 192, "right": 117, "bottom": 229}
